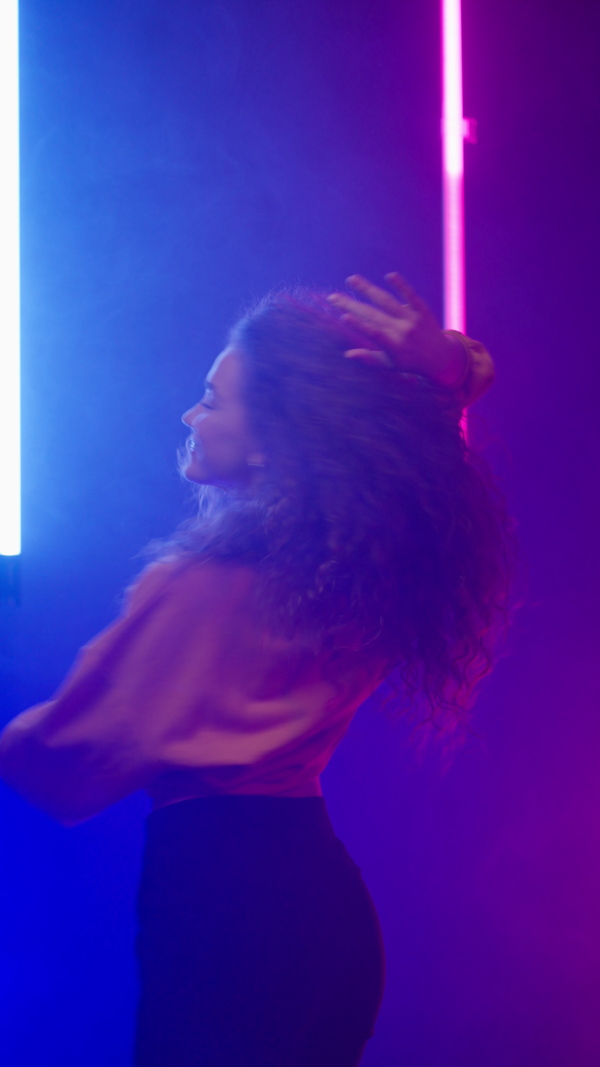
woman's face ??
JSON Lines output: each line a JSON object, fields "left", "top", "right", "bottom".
{"left": 181, "top": 347, "right": 263, "bottom": 486}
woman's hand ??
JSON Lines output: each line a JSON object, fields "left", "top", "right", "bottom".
{"left": 327, "top": 273, "right": 468, "bottom": 388}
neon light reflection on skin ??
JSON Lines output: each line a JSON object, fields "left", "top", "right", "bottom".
{"left": 0, "top": 0, "right": 20, "bottom": 556}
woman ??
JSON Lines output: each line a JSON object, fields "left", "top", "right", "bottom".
{"left": 0, "top": 274, "right": 509, "bottom": 1066}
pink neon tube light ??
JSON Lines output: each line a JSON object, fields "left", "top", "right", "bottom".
{"left": 441, "top": 0, "right": 465, "bottom": 333}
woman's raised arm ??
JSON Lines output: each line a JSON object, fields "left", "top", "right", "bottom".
{"left": 328, "top": 273, "right": 494, "bottom": 407}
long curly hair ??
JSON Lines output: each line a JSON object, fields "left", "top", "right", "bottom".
{"left": 165, "top": 290, "right": 513, "bottom": 727}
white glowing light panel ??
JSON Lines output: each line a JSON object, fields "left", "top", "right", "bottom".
{"left": 441, "top": 0, "right": 465, "bottom": 333}
{"left": 0, "top": 0, "right": 20, "bottom": 555}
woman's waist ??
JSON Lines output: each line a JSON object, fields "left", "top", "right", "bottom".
{"left": 147, "top": 764, "right": 322, "bottom": 810}
{"left": 143, "top": 793, "right": 339, "bottom": 862}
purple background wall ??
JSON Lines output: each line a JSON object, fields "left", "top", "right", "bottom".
{"left": 1, "top": 1, "right": 599, "bottom": 1063}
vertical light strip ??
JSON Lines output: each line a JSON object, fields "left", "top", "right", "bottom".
{"left": 441, "top": 0, "right": 465, "bottom": 334}
{"left": 0, "top": 0, "right": 20, "bottom": 555}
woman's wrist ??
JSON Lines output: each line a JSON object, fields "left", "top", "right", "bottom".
{"left": 434, "top": 330, "right": 471, "bottom": 389}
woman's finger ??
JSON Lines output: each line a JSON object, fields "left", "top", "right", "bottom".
{"left": 327, "top": 291, "right": 386, "bottom": 322}
{"left": 336, "top": 308, "right": 389, "bottom": 339}
{"left": 328, "top": 292, "right": 411, "bottom": 334}
{"left": 384, "top": 273, "right": 430, "bottom": 314}
{"left": 343, "top": 348, "right": 392, "bottom": 366}
{"left": 345, "top": 274, "right": 406, "bottom": 317}
{"left": 336, "top": 308, "right": 410, "bottom": 347}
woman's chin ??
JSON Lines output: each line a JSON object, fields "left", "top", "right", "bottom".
{"left": 181, "top": 454, "right": 208, "bottom": 484}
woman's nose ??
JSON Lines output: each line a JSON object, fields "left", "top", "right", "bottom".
{"left": 181, "top": 403, "right": 201, "bottom": 428}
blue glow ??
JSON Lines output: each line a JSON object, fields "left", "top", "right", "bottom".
{"left": 0, "top": 0, "right": 20, "bottom": 556}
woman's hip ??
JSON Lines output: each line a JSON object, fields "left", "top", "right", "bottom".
{"left": 135, "top": 795, "right": 385, "bottom": 1066}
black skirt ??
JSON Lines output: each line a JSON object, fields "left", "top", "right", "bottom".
{"left": 135, "top": 795, "right": 385, "bottom": 1067}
